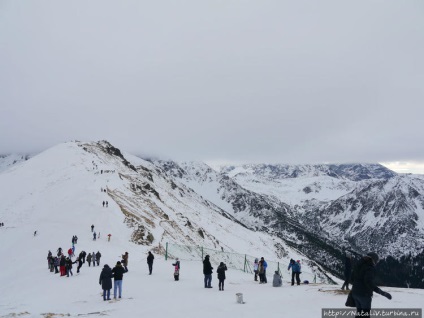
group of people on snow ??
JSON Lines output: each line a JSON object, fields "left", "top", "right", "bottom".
{"left": 47, "top": 249, "right": 102, "bottom": 276}
{"left": 99, "top": 261, "right": 128, "bottom": 301}
{"left": 253, "top": 257, "right": 269, "bottom": 284}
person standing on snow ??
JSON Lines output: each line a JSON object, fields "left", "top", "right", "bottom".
{"left": 341, "top": 252, "right": 353, "bottom": 290}
{"left": 203, "top": 255, "right": 213, "bottom": 288}
{"left": 54, "top": 256, "right": 59, "bottom": 274}
{"left": 288, "top": 259, "right": 301, "bottom": 286}
{"left": 99, "top": 264, "right": 113, "bottom": 301}
{"left": 351, "top": 252, "right": 392, "bottom": 318}
{"left": 217, "top": 262, "right": 228, "bottom": 291}
{"left": 112, "top": 261, "right": 128, "bottom": 299}
{"left": 253, "top": 258, "right": 259, "bottom": 281}
{"left": 172, "top": 258, "right": 180, "bottom": 281}
{"left": 147, "top": 251, "right": 154, "bottom": 275}
{"left": 47, "top": 250, "right": 52, "bottom": 269}
{"left": 121, "top": 252, "right": 129, "bottom": 269}
{"left": 91, "top": 224, "right": 94, "bottom": 232}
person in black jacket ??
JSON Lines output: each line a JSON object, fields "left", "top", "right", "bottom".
{"left": 216, "top": 262, "right": 228, "bottom": 291}
{"left": 75, "top": 257, "right": 83, "bottom": 274}
{"left": 341, "top": 252, "right": 352, "bottom": 290}
{"left": 203, "top": 255, "right": 213, "bottom": 288}
{"left": 112, "top": 261, "right": 128, "bottom": 299}
{"left": 66, "top": 257, "right": 76, "bottom": 277}
{"left": 351, "top": 252, "right": 392, "bottom": 318}
{"left": 96, "top": 251, "right": 101, "bottom": 266}
{"left": 147, "top": 251, "right": 154, "bottom": 275}
{"left": 172, "top": 258, "right": 180, "bottom": 281}
{"left": 79, "top": 251, "right": 86, "bottom": 264}
{"left": 99, "top": 264, "right": 113, "bottom": 301}
{"left": 59, "top": 255, "right": 66, "bottom": 276}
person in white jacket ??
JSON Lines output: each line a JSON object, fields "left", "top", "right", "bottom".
{"left": 253, "top": 258, "right": 259, "bottom": 281}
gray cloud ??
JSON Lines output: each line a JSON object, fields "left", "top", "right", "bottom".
{"left": 1, "top": 0, "right": 423, "bottom": 165}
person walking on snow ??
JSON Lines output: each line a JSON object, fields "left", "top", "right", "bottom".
{"left": 93, "top": 232, "right": 97, "bottom": 241}
{"left": 147, "top": 251, "right": 154, "bottom": 275}
{"left": 108, "top": 234, "right": 111, "bottom": 242}
{"left": 76, "top": 256, "right": 83, "bottom": 274}
{"left": 112, "top": 261, "right": 128, "bottom": 299}
{"left": 66, "top": 257, "right": 77, "bottom": 277}
{"left": 99, "top": 264, "right": 113, "bottom": 301}
{"left": 91, "top": 224, "right": 94, "bottom": 232}
{"left": 351, "top": 252, "right": 392, "bottom": 318}
{"left": 87, "top": 253, "right": 92, "bottom": 267}
{"left": 96, "top": 251, "right": 102, "bottom": 266}
{"left": 92, "top": 252, "right": 96, "bottom": 267}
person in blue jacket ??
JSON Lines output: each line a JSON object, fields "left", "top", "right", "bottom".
{"left": 288, "top": 259, "right": 301, "bottom": 286}
{"left": 259, "top": 257, "right": 268, "bottom": 283}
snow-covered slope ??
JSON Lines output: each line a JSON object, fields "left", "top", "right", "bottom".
{"left": 317, "top": 175, "right": 424, "bottom": 256}
{"left": 0, "top": 142, "right": 422, "bottom": 316}
{"left": 216, "top": 163, "right": 424, "bottom": 288}
{"left": 0, "top": 153, "right": 32, "bottom": 173}
{"left": 0, "top": 141, "right": 328, "bottom": 285}
{"left": 2, "top": 141, "right": 423, "bottom": 294}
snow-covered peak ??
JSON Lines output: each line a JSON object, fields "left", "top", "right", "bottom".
{"left": 0, "top": 153, "right": 33, "bottom": 173}
{"left": 220, "top": 163, "right": 396, "bottom": 181}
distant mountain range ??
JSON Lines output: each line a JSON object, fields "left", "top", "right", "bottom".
{"left": 1, "top": 141, "right": 423, "bottom": 288}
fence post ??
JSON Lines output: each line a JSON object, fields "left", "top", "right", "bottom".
{"left": 165, "top": 242, "right": 168, "bottom": 261}
{"left": 244, "top": 254, "right": 247, "bottom": 272}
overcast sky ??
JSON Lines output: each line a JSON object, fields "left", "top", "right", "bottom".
{"left": 1, "top": 1, "right": 423, "bottom": 171}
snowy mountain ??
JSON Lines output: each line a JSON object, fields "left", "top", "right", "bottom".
{"left": 217, "top": 163, "right": 424, "bottom": 288}
{"left": 0, "top": 141, "right": 423, "bottom": 316}
{"left": 0, "top": 141, "right": 329, "bottom": 283}
{"left": 317, "top": 175, "right": 424, "bottom": 256}
{"left": 0, "top": 153, "right": 32, "bottom": 173}
{"left": 1, "top": 141, "right": 424, "bottom": 291}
